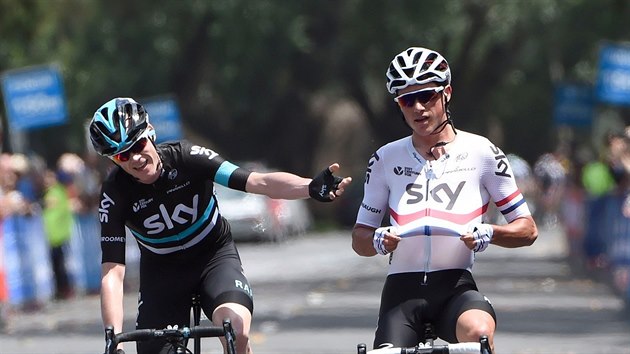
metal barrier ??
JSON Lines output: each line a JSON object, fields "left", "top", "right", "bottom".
{"left": 582, "top": 193, "right": 630, "bottom": 306}
{"left": 0, "top": 213, "right": 102, "bottom": 306}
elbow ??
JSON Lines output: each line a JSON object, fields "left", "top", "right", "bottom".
{"left": 524, "top": 224, "right": 539, "bottom": 246}
{"left": 525, "top": 233, "right": 537, "bottom": 246}
{"left": 351, "top": 239, "right": 366, "bottom": 256}
{"left": 351, "top": 237, "right": 375, "bottom": 257}
{"left": 519, "top": 217, "right": 538, "bottom": 247}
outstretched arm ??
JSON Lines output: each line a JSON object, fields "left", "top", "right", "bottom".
{"left": 245, "top": 163, "right": 352, "bottom": 201}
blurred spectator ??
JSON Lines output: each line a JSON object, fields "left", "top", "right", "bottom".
{"left": 606, "top": 131, "right": 630, "bottom": 192}
{"left": 56, "top": 153, "right": 84, "bottom": 212}
{"left": 581, "top": 152, "right": 616, "bottom": 198}
{"left": 533, "top": 148, "right": 568, "bottom": 226}
{"left": 70, "top": 153, "right": 102, "bottom": 214}
{"left": 0, "top": 153, "right": 35, "bottom": 217}
{"left": 42, "top": 168, "right": 75, "bottom": 300}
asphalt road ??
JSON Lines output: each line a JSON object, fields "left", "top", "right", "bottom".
{"left": 2, "top": 224, "right": 629, "bottom": 354}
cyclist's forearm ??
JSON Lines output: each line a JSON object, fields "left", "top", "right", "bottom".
{"left": 491, "top": 216, "right": 538, "bottom": 248}
{"left": 352, "top": 224, "right": 378, "bottom": 256}
{"left": 101, "top": 262, "right": 126, "bottom": 333}
{"left": 246, "top": 171, "right": 310, "bottom": 199}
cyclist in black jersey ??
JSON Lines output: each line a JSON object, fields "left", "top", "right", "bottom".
{"left": 352, "top": 47, "right": 538, "bottom": 353}
{"left": 89, "top": 97, "right": 352, "bottom": 354}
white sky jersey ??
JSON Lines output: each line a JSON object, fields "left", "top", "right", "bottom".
{"left": 356, "top": 132, "right": 531, "bottom": 275}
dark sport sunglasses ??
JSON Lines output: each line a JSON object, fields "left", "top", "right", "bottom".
{"left": 112, "top": 137, "right": 148, "bottom": 162}
{"left": 394, "top": 86, "right": 445, "bottom": 107}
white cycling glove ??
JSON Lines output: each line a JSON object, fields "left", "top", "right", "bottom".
{"left": 373, "top": 226, "right": 396, "bottom": 255}
{"left": 469, "top": 223, "right": 494, "bottom": 253}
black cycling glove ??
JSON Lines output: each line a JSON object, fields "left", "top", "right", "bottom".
{"left": 309, "top": 167, "right": 343, "bottom": 202}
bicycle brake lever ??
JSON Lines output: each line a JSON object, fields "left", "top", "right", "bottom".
{"left": 223, "top": 318, "right": 236, "bottom": 354}
{"left": 480, "top": 335, "right": 492, "bottom": 354}
{"left": 104, "top": 326, "right": 115, "bottom": 354}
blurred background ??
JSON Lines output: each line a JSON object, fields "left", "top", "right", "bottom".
{"left": 1, "top": 0, "right": 630, "bottom": 350}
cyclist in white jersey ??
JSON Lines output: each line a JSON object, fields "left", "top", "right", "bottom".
{"left": 352, "top": 47, "right": 538, "bottom": 352}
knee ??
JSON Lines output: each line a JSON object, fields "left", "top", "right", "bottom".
{"left": 456, "top": 310, "right": 495, "bottom": 343}
{"left": 212, "top": 303, "right": 252, "bottom": 353}
{"left": 227, "top": 314, "right": 250, "bottom": 341}
{"left": 462, "top": 321, "right": 493, "bottom": 341}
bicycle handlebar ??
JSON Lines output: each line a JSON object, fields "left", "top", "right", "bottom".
{"left": 357, "top": 335, "right": 491, "bottom": 354}
{"left": 104, "top": 318, "right": 235, "bottom": 354}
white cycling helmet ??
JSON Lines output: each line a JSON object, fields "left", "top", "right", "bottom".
{"left": 386, "top": 47, "right": 451, "bottom": 94}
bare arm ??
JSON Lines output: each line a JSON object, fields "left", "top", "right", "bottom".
{"left": 491, "top": 215, "right": 538, "bottom": 247}
{"left": 101, "top": 262, "right": 125, "bottom": 349}
{"left": 352, "top": 224, "right": 401, "bottom": 256}
{"left": 460, "top": 215, "right": 538, "bottom": 250}
{"left": 245, "top": 163, "right": 352, "bottom": 200}
{"left": 245, "top": 171, "right": 311, "bottom": 199}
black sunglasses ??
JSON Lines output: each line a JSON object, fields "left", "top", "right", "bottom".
{"left": 394, "top": 86, "right": 445, "bottom": 107}
{"left": 112, "top": 137, "right": 148, "bottom": 162}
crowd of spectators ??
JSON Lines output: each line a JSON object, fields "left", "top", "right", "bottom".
{"left": 0, "top": 151, "right": 109, "bottom": 327}
{"left": 0, "top": 151, "right": 106, "bottom": 220}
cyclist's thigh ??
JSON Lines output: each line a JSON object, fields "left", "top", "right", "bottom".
{"left": 136, "top": 258, "right": 196, "bottom": 354}
{"left": 374, "top": 273, "right": 428, "bottom": 348}
{"left": 374, "top": 299, "right": 426, "bottom": 348}
{"left": 199, "top": 241, "right": 254, "bottom": 316}
{"left": 437, "top": 289, "right": 496, "bottom": 343}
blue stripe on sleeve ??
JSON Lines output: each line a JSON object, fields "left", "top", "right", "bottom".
{"left": 501, "top": 197, "right": 526, "bottom": 215}
{"left": 215, "top": 161, "right": 239, "bottom": 186}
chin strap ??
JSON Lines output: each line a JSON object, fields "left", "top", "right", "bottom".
{"left": 425, "top": 90, "right": 458, "bottom": 159}
{"left": 427, "top": 118, "right": 457, "bottom": 160}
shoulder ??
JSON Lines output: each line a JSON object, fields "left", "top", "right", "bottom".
{"left": 156, "top": 140, "right": 188, "bottom": 157}
{"left": 100, "top": 167, "right": 131, "bottom": 202}
{"left": 367, "top": 137, "right": 410, "bottom": 168}
{"left": 376, "top": 136, "right": 410, "bottom": 156}
{"left": 457, "top": 130, "right": 493, "bottom": 145}
{"left": 455, "top": 131, "right": 501, "bottom": 156}
{"left": 156, "top": 139, "right": 222, "bottom": 165}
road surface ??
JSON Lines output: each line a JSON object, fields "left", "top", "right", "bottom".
{"left": 1, "top": 224, "right": 629, "bottom": 353}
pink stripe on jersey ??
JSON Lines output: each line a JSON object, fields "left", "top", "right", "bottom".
{"left": 389, "top": 204, "right": 489, "bottom": 226}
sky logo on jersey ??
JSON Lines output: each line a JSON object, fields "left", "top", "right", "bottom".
{"left": 99, "top": 192, "right": 115, "bottom": 223}
{"left": 143, "top": 194, "right": 199, "bottom": 234}
{"left": 365, "top": 151, "right": 380, "bottom": 184}
{"left": 190, "top": 145, "right": 219, "bottom": 160}
{"left": 405, "top": 181, "right": 465, "bottom": 210}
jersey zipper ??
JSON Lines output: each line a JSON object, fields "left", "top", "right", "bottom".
{"left": 422, "top": 162, "right": 432, "bottom": 286}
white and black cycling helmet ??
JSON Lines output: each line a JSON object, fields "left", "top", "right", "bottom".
{"left": 386, "top": 47, "right": 451, "bottom": 94}
{"left": 89, "top": 97, "right": 154, "bottom": 157}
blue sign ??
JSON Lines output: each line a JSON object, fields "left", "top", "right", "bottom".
{"left": 553, "top": 83, "right": 594, "bottom": 127}
{"left": 142, "top": 97, "right": 183, "bottom": 143}
{"left": 1, "top": 65, "right": 68, "bottom": 130}
{"left": 595, "top": 43, "right": 630, "bottom": 106}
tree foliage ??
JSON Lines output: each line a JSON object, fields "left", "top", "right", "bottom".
{"left": 1, "top": 0, "right": 629, "bottom": 171}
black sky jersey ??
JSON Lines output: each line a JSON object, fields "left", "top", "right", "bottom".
{"left": 98, "top": 140, "right": 252, "bottom": 264}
